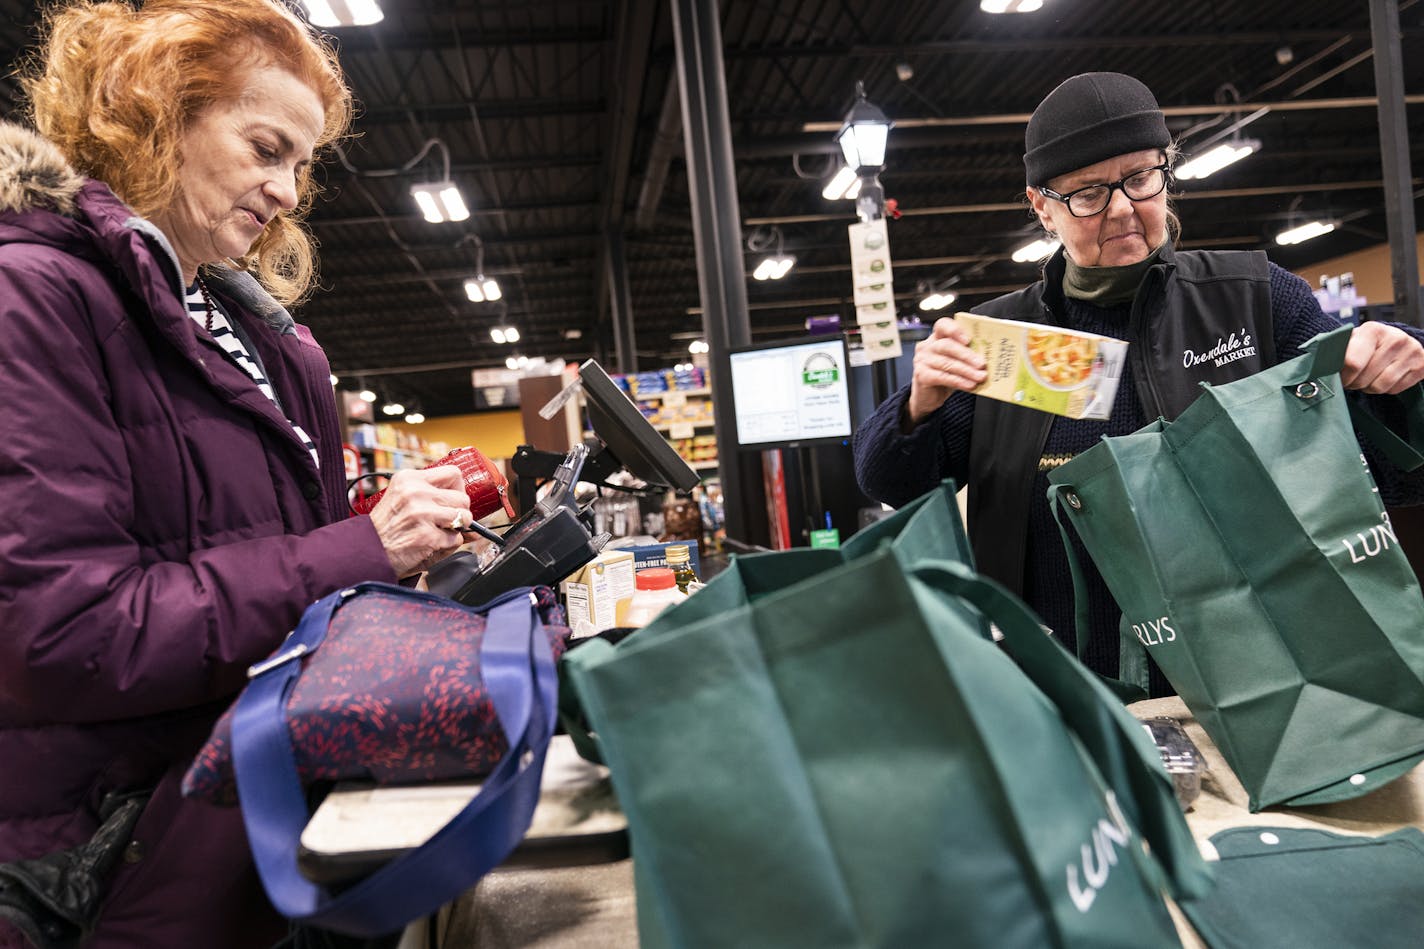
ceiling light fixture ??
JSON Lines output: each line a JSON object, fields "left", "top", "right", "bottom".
{"left": 688, "top": 340, "right": 709, "bottom": 354}
{"left": 1011, "top": 238, "right": 1061, "bottom": 263}
{"left": 381, "top": 401, "right": 405, "bottom": 416}
{"left": 918, "top": 291, "right": 957, "bottom": 311}
{"left": 752, "top": 256, "right": 796, "bottom": 280}
{"left": 505, "top": 356, "right": 519, "bottom": 370}
{"left": 1175, "top": 140, "right": 1260, "bottom": 180}
{"left": 358, "top": 388, "right": 378, "bottom": 403}
{"left": 821, "top": 165, "right": 863, "bottom": 201}
{"left": 1276, "top": 220, "right": 1335, "bottom": 245}
{"left": 747, "top": 225, "right": 796, "bottom": 281}
{"left": 403, "top": 412, "right": 426, "bottom": 425}
{"left": 980, "top": 0, "right": 1045, "bottom": 12}
{"left": 410, "top": 181, "right": 469, "bottom": 223}
{"left": 835, "top": 81, "right": 892, "bottom": 175}
{"left": 465, "top": 277, "right": 502, "bottom": 302}
{"left": 300, "top": 0, "right": 383, "bottom": 27}
{"left": 489, "top": 326, "right": 520, "bottom": 344}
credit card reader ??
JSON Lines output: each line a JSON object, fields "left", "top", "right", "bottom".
{"left": 426, "top": 443, "right": 609, "bottom": 606}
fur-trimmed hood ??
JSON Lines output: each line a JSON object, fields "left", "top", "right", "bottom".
{"left": 0, "top": 121, "right": 294, "bottom": 334}
{"left": 0, "top": 121, "right": 85, "bottom": 216}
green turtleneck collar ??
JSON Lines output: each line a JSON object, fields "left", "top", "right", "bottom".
{"left": 1062, "top": 243, "right": 1166, "bottom": 305}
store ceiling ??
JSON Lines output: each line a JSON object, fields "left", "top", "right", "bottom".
{"left": 1, "top": 0, "right": 1421, "bottom": 417}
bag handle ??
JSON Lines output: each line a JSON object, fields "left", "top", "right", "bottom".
{"left": 906, "top": 560, "right": 1212, "bottom": 902}
{"left": 1289, "top": 326, "right": 1424, "bottom": 472}
{"left": 231, "top": 582, "right": 558, "bottom": 936}
{"left": 1045, "top": 485, "right": 1150, "bottom": 701}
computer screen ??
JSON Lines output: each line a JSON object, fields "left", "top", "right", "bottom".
{"left": 728, "top": 335, "right": 854, "bottom": 450}
{"left": 578, "top": 359, "right": 701, "bottom": 492}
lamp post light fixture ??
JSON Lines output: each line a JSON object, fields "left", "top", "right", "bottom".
{"left": 410, "top": 180, "right": 469, "bottom": 223}
{"left": 464, "top": 277, "right": 502, "bottom": 302}
{"left": 836, "top": 81, "right": 891, "bottom": 175}
{"left": 300, "top": 0, "right": 383, "bottom": 26}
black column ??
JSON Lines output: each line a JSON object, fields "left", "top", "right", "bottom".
{"left": 669, "top": 0, "right": 769, "bottom": 546}
{"left": 1369, "top": 0, "right": 1421, "bottom": 326}
{"left": 605, "top": 228, "right": 638, "bottom": 373}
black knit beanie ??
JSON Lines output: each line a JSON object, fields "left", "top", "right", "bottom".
{"left": 1023, "top": 72, "right": 1170, "bottom": 187}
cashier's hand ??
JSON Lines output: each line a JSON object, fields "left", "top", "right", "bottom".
{"left": 368, "top": 466, "right": 470, "bottom": 579}
{"left": 1342, "top": 323, "right": 1424, "bottom": 395}
{"left": 905, "top": 316, "right": 988, "bottom": 429}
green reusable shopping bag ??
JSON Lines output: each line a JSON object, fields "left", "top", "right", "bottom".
{"left": 1047, "top": 325, "right": 1424, "bottom": 811}
{"left": 1179, "top": 826, "right": 1424, "bottom": 949}
{"left": 558, "top": 480, "right": 980, "bottom": 760}
{"left": 562, "top": 548, "right": 1212, "bottom": 949}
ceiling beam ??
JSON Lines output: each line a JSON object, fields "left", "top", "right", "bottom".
{"left": 720, "top": 28, "right": 1424, "bottom": 60}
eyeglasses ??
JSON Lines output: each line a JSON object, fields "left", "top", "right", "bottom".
{"left": 1037, "top": 164, "right": 1170, "bottom": 218}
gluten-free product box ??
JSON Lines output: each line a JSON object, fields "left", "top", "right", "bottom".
{"left": 954, "top": 312, "right": 1128, "bottom": 420}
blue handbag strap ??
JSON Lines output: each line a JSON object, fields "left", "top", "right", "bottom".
{"left": 231, "top": 582, "right": 558, "bottom": 936}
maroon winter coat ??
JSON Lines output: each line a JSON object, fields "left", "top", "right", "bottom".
{"left": 0, "top": 124, "right": 396, "bottom": 946}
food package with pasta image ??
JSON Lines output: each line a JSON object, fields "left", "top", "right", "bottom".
{"left": 953, "top": 312, "right": 1128, "bottom": 420}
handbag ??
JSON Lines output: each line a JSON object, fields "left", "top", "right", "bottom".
{"left": 562, "top": 546, "right": 1211, "bottom": 948}
{"left": 1047, "top": 325, "right": 1424, "bottom": 810}
{"left": 350, "top": 445, "right": 515, "bottom": 519}
{"left": 182, "top": 583, "right": 564, "bottom": 936}
{"left": 183, "top": 585, "right": 568, "bottom": 803}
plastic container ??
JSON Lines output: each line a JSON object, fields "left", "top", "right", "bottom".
{"left": 624, "top": 568, "right": 686, "bottom": 627}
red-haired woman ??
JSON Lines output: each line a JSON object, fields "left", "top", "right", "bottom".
{"left": 0, "top": 1, "right": 472, "bottom": 944}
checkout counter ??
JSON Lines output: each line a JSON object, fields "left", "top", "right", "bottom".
{"left": 308, "top": 699, "right": 1422, "bottom": 948}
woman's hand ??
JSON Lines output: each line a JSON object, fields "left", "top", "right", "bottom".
{"left": 905, "top": 316, "right": 988, "bottom": 428}
{"left": 367, "top": 466, "right": 472, "bottom": 578}
{"left": 1342, "top": 323, "right": 1424, "bottom": 395}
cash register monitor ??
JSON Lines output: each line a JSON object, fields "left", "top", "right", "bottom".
{"left": 577, "top": 359, "right": 701, "bottom": 493}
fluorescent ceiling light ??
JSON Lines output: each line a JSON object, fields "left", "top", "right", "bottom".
{"left": 503, "top": 326, "right": 519, "bottom": 343}
{"left": 404, "top": 413, "right": 425, "bottom": 424}
{"left": 822, "top": 166, "right": 863, "bottom": 201}
{"left": 464, "top": 277, "right": 501, "bottom": 302}
{"left": 490, "top": 327, "right": 507, "bottom": 344}
{"left": 410, "top": 181, "right": 469, "bottom": 223}
{"left": 1276, "top": 220, "right": 1335, "bottom": 245}
{"left": 328, "top": 374, "right": 339, "bottom": 386}
{"left": 919, "top": 291, "right": 958, "bottom": 311}
{"left": 1011, "top": 238, "right": 1060, "bottom": 263}
{"left": 505, "top": 356, "right": 519, "bottom": 370}
{"left": 752, "top": 255, "right": 796, "bottom": 280}
{"left": 358, "top": 389, "right": 377, "bottom": 402}
{"left": 381, "top": 402, "right": 405, "bottom": 416}
{"left": 301, "top": 0, "right": 384, "bottom": 27}
{"left": 1175, "top": 141, "right": 1259, "bottom": 180}
{"left": 980, "top": 0, "right": 1044, "bottom": 11}
{"left": 688, "top": 340, "right": 709, "bottom": 354}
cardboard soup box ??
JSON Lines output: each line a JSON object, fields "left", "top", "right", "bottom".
{"left": 954, "top": 312, "right": 1128, "bottom": 420}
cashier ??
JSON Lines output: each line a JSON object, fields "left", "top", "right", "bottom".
{"left": 853, "top": 71, "right": 1424, "bottom": 695}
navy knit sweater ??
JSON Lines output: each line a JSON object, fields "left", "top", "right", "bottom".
{"left": 853, "top": 262, "right": 1424, "bottom": 696}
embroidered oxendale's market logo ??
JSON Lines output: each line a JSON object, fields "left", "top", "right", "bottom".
{"left": 1183, "top": 328, "right": 1257, "bottom": 370}
{"left": 802, "top": 352, "right": 841, "bottom": 388}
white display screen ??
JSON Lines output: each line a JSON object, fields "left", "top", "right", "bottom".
{"left": 729, "top": 337, "right": 853, "bottom": 447}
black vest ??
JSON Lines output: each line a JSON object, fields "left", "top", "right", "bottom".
{"left": 966, "top": 245, "right": 1275, "bottom": 595}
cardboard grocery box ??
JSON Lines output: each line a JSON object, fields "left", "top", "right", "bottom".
{"left": 619, "top": 540, "right": 701, "bottom": 576}
{"left": 954, "top": 312, "right": 1128, "bottom": 420}
{"left": 560, "top": 549, "right": 635, "bottom": 638}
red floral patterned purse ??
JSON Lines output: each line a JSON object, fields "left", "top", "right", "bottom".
{"left": 182, "top": 584, "right": 569, "bottom": 805}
